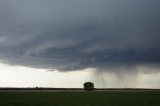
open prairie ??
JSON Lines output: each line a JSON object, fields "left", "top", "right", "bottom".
{"left": 0, "top": 90, "right": 160, "bottom": 106}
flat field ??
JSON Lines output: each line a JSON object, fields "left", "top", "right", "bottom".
{"left": 0, "top": 90, "right": 160, "bottom": 106}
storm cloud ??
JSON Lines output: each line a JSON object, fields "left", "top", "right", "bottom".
{"left": 0, "top": 0, "right": 160, "bottom": 71}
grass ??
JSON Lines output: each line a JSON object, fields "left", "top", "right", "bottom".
{"left": 0, "top": 91, "right": 160, "bottom": 106}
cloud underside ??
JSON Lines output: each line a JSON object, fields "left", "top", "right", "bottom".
{"left": 0, "top": 0, "right": 160, "bottom": 71}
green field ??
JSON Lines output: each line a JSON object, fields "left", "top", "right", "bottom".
{"left": 0, "top": 91, "right": 160, "bottom": 106}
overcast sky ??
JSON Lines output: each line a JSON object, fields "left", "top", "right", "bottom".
{"left": 0, "top": 0, "right": 160, "bottom": 88}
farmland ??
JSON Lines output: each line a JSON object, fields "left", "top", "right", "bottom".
{"left": 0, "top": 89, "right": 160, "bottom": 106}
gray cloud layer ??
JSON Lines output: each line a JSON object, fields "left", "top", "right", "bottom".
{"left": 0, "top": 0, "right": 160, "bottom": 71}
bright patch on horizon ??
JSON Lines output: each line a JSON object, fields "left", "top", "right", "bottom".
{"left": 0, "top": 63, "right": 160, "bottom": 88}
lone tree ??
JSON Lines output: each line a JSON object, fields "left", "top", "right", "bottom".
{"left": 83, "top": 82, "right": 94, "bottom": 91}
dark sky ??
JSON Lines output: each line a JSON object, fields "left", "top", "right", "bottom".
{"left": 0, "top": 0, "right": 160, "bottom": 71}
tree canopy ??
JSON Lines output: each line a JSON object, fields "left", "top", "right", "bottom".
{"left": 83, "top": 82, "right": 94, "bottom": 91}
